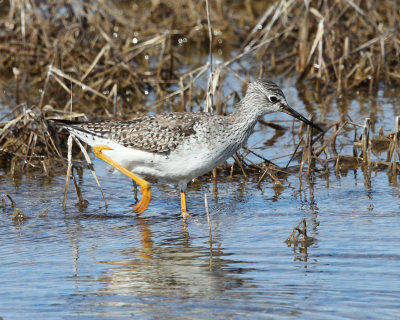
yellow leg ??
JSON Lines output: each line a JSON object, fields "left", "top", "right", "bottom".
{"left": 93, "top": 145, "right": 151, "bottom": 214}
{"left": 180, "top": 191, "right": 188, "bottom": 218}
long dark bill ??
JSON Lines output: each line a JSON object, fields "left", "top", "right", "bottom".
{"left": 282, "top": 105, "right": 323, "bottom": 132}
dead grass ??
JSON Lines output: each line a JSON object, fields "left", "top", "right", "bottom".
{"left": 243, "top": 0, "right": 400, "bottom": 90}
{"left": 0, "top": 0, "right": 399, "bottom": 187}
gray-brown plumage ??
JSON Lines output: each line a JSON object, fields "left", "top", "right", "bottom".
{"left": 55, "top": 112, "right": 214, "bottom": 154}
{"left": 54, "top": 80, "right": 322, "bottom": 214}
{"left": 54, "top": 80, "right": 321, "bottom": 157}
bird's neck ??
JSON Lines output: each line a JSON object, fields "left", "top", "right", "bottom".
{"left": 226, "top": 101, "right": 262, "bottom": 144}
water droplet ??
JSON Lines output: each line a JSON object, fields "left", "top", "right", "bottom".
{"left": 132, "top": 37, "right": 138, "bottom": 44}
{"left": 144, "top": 54, "right": 149, "bottom": 60}
{"left": 213, "top": 29, "right": 222, "bottom": 36}
{"left": 113, "top": 32, "right": 118, "bottom": 38}
{"left": 144, "top": 90, "right": 149, "bottom": 96}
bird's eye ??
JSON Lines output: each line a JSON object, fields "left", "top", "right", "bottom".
{"left": 268, "top": 95, "right": 278, "bottom": 103}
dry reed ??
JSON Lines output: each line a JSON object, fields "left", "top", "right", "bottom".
{"left": 0, "top": 0, "right": 399, "bottom": 187}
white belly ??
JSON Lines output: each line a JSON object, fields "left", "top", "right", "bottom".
{"left": 100, "top": 139, "right": 237, "bottom": 184}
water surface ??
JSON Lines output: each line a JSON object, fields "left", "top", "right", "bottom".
{"left": 1, "top": 83, "right": 400, "bottom": 319}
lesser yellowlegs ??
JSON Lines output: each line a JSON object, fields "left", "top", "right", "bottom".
{"left": 55, "top": 79, "right": 322, "bottom": 216}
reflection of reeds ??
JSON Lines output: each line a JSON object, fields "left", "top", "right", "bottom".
{"left": 1, "top": 193, "right": 16, "bottom": 211}
{"left": 286, "top": 218, "right": 315, "bottom": 256}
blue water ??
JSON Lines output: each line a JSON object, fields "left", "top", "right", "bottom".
{"left": 1, "top": 157, "right": 400, "bottom": 319}
{"left": 1, "top": 78, "right": 400, "bottom": 319}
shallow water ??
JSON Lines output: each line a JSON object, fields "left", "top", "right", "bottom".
{"left": 1, "top": 166, "right": 400, "bottom": 319}
{"left": 1, "top": 82, "right": 400, "bottom": 319}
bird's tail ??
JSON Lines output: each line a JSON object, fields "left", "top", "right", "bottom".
{"left": 48, "top": 118, "right": 84, "bottom": 128}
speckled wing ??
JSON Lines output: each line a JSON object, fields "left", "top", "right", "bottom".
{"left": 55, "top": 112, "right": 211, "bottom": 154}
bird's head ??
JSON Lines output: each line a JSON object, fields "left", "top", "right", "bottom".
{"left": 244, "top": 79, "right": 323, "bottom": 132}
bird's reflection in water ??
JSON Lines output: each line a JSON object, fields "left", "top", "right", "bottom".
{"left": 137, "top": 216, "right": 153, "bottom": 259}
{"left": 92, "top": 215, "right": 252, "bottom": 301}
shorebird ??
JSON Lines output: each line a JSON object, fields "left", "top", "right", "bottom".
{"left": 55, "top": 79, "right": 322, "bottom": 216}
